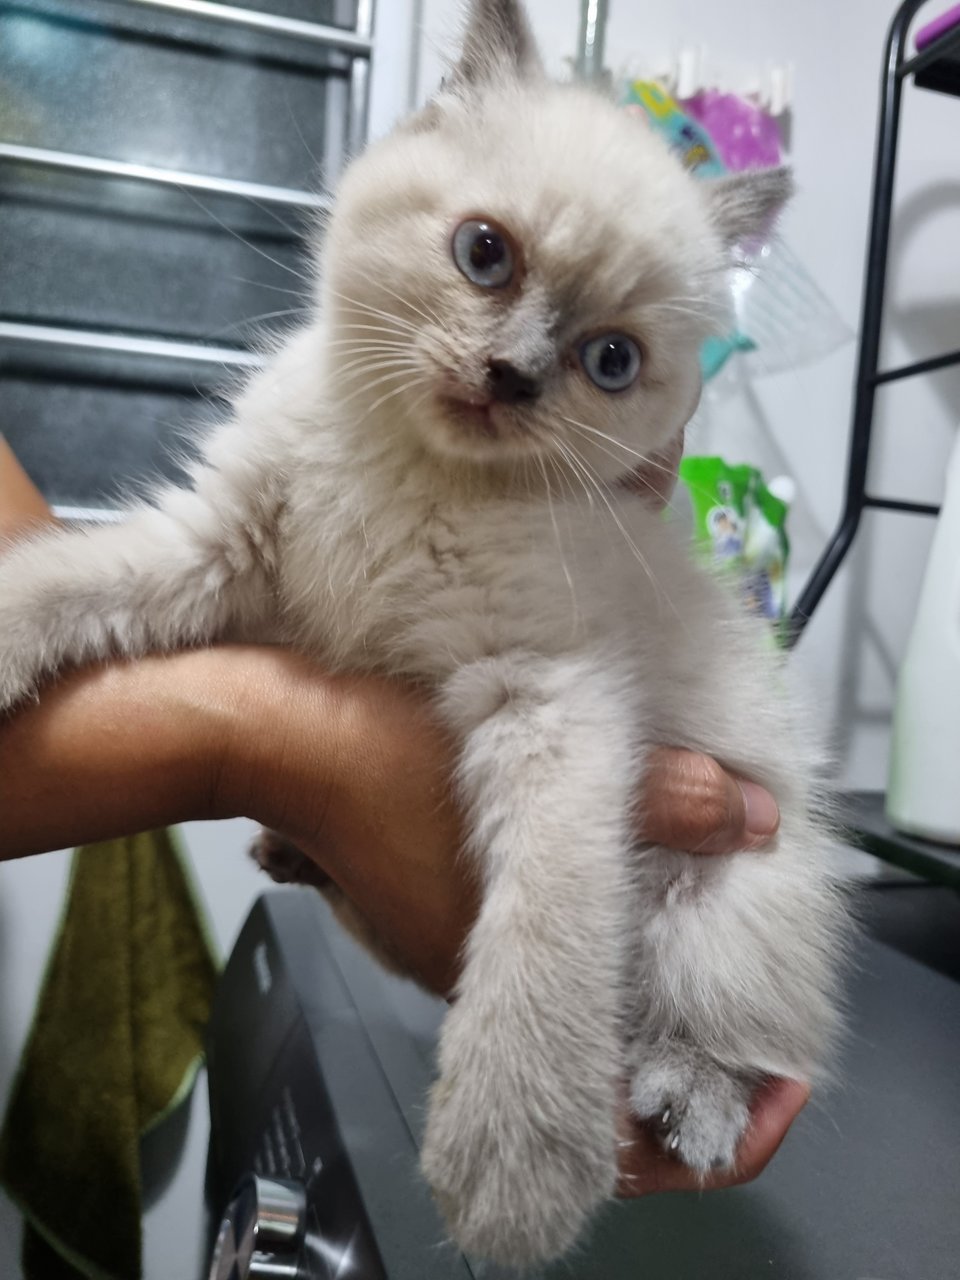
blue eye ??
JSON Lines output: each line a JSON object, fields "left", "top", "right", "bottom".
{"left": 452, "top": 219, "right": 514, "bottom": 289}
{"left": 580, "top": 334, "right": 642, "bottom": 392}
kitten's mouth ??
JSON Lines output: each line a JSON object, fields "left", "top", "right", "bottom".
{"left": 439, "top": 394, "right": 500, "bottom": 440}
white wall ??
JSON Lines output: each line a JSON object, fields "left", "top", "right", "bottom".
{"left": 417, "top": 0, "right": 959, "bottom": 790}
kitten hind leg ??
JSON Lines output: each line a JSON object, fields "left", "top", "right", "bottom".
{"left": 629, "top": 1039, "right": 755, "bottom": 1175}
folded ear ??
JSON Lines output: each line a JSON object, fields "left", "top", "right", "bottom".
{"left": 704, "top": 167, "right": 794, "bottom": 248}
{"left": 445, "top": 0, "right": 544, "bottom": 91}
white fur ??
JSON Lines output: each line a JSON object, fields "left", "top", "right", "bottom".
{"left": 0, "top": 2, "right": 844, "bottom": 1266}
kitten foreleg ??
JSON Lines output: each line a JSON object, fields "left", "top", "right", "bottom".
{"left": 421, "top": 654, "right": 637, "bottom": 1266}
{"left": 0, "top": 481, "right": 275, "bottom": 712}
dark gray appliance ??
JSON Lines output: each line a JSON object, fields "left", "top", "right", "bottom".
{"left": 205, "top": 885, "right": 960, "bottom": 1279}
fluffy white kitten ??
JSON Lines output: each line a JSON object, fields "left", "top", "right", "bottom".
{"left": 0, "top": 0, "right": 845, "bottom": 1266}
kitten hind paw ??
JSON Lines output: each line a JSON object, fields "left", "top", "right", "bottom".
{"left": 630, "top": 1041, "right": 754, "bottom": 1176}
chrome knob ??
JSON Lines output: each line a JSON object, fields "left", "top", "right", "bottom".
{"left": 209, "top": 1174, "right": 307, "bottom": 1279}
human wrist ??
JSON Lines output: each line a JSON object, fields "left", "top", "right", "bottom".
{"left": 0, "top": 651, "right": 232, "bottom": 857}
{"left": 206, "top": 646, "right": 345, "bottom": 836}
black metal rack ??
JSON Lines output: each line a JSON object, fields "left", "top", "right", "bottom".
{"left": 788, "top": 0, "right": 960, "bottom": 645}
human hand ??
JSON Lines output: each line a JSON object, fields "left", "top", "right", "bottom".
{"left": 210, "top": 649, "right": 781, "bottom": 993}
{"left": 616, "top": 1076, "right": 810, "bottom": 1198}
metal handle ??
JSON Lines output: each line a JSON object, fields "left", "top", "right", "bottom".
{"left": 208, "top": 1175, "right": 308, "bottom": 1280}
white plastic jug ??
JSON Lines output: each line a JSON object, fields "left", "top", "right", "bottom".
{"left": 886, "top": 430, "right": 960, "bottom": 845}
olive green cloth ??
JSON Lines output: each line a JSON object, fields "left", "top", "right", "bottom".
{"left": 0, "top": 830, "right": 219, "bottom": 1280}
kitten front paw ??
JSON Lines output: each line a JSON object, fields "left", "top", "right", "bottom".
{"left": 422, "top": 1007, "right": 616, "bottom": 1266}
{"left": 250, "top": 828, "right": 331, "bottom": 889}
{"left": 630, "top": 1040, "right": 754, "bottom": 1176}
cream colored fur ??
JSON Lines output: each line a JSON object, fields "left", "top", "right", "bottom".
{"left": 0, "top": 1, "right": 845, "bottom": 1266}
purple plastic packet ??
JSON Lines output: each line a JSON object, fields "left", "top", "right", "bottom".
{"left": 916, "top": 4, "right": 960, "bottom": 50}
{"left": 682, "top": 90, "right": 783, "bottom": 172}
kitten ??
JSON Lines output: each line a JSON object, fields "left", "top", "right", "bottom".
{"left": 0, "top": 0, "right": 845, "bottom": 1266}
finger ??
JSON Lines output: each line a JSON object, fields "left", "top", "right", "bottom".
{"left": 723, "top": 1077, "right": 811, "bottom": 1182}
{"left": 616, "top": 1077, "right": 810, "bottom": 1198}
{"left": 636, "top": 747, "right": 780, "bottom": 854}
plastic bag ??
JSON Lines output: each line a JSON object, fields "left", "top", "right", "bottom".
{"left": 679, "top": 455, "right": 793, "bottom": 639}
{"left": 622, "top": 79, "right": 851, "bottom": 387}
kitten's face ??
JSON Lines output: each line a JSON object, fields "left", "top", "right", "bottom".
{"left": 321, "top": 0, "right": 786, "bottom": 485}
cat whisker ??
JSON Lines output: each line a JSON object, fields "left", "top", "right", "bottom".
{"left": 553, "top": 440, "right": 597, "bottom": 513}
{"left": 284, "top": 93, "right": 327, "bottom": 178}
{"left": 331, "top": 354, "right": 423, "bottom": 391}
{"left": 563, "top": 424, "right": 685, "bottom": 521}
{"left": 330, "top": 324, "right": 415, "bottom": 340}
{"left": 327, "top": 288, "right": 423, "bottom": 333}
{"left": 238, "top": 193, "right": 307, "bottom": 240}
{"left": 538, "top": 454, "right": 580, "bottom": 627}
{"left": 209, "top": 307, "right": 307, "bottom": 340}
{"left": 335, "top": 356, "right": 421, "bottom": 381}
{"left": 326, "top": 289, "right": 423, "bottom": 336}
{"left": 325, "top": 335, "right": 414, "bottom": 352}
{"left": 369, "top": 276, "right": 447, "bottom": 331}
{"left": 335, "top": 362, "right": 421, "bottom": 389}
{"left": 554, "top": 437, "right": 681, "bottom": 624}
{"left": 366, "top": 373, "right": 431, "bottom": 416}
{"left": 333, "top": 359, "right": 422, "bottom": 395}
{"left": 231, "top": 277, "right": 308, "bottom": 299}
{"left": 325, "top": 338, "right": 414, "bottom": 355}
{"left": 327, "top": 351, "right": 417, "bottom": 373}
{"left": 184, "top": 191, "right": 315, "bottom": 285}
{"left": 545, "top": 450, "right": 577, "bottom": 510}
{"left": 646, "top": 303, "right": 720, "bottom": 326}
{"left": 560, "top": 416, "right": 678, "bottom": 478}
{"left": 561, "top": 419, "right": 643, "bottom": 475}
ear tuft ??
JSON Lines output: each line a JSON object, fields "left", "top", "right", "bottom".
{"left": 704, "top": 166, "right": 794, "bottom": 249}
{"left": 447, "top": 0, "right": 544, "bottom": 91}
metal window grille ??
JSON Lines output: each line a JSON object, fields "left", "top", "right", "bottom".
{"left": 0, "top": 0, "right": 375, "bottom": 519}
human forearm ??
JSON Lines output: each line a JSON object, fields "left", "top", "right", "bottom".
{"left": 0, "top": 649, "right": 237, "bottom": 858}
{"left": 0, "top": 642, "right": 475, "bottom": 989}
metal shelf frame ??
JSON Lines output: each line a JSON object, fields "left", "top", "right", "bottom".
{"left": 788, "top": 0, "right": 960, "bottom": 645}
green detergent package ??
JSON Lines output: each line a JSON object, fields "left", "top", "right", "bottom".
{"left": 679, "top": 456, "right": 791, "bottom": 640}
